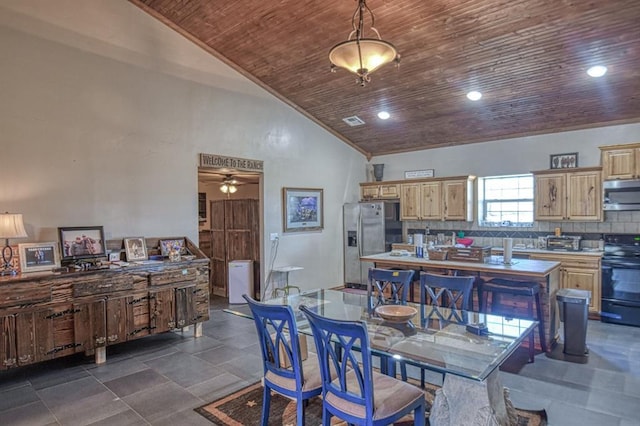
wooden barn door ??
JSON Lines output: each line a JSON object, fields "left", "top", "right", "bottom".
{"left": 210, "top": 200, "right": 227, "bottom": 297}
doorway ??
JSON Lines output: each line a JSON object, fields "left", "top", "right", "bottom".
{"left": 197, "top": 168, "right": 262, "bottom": 300}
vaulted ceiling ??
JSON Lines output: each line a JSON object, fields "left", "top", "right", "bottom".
{"left": 131, "top": 0, "right": 640, "bottom": 158}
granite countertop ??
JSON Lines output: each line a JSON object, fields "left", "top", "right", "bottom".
{"left": 362, "top": 252, "right": 561, "bottom": 277}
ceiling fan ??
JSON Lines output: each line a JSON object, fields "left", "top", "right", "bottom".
{"left": 220, "top": 174, "right": 240, "bottom": 194}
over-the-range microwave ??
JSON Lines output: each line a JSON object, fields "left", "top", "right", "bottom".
{"left": 603, "top": 179, "right": 640, "bottom": 211}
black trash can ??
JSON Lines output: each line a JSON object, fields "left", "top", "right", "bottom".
{"left": 555, "top": 288, "right": 591, "bottom": 362}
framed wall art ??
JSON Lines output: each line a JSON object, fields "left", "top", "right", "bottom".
{"left": 18, "top": 242, "right": 60, "bottom": 273}
{"left": 58, "top": 226, "right": 106, "bottom": 262}
{"left": 550, "top": 152, "right": 578, "bottom": 169}
{"left": 282, "top": 187, "right": 324, "bottom": 233}
{"left": 124, "top": 237, "right": 148, "bottom": 261}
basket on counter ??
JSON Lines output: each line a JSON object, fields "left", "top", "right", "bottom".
{"left": 427, "top": 247, "right": 449, "bottom": 260}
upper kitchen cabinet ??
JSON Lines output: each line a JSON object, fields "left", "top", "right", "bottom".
{"left": 600, "top": 143, "right": 640, "bottom": 180}
{"left": 360, "top": 182, "right": 400, "bottom": 200}
{"left": 400, "top": 176, "right": 475, "bottom": 221}
{"left": 533, "top": 167, "right": 602, "bottom": 221}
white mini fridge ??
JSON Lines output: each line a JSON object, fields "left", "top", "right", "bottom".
{"left": 228, "top": 260, "right": 253, "bottom": 304}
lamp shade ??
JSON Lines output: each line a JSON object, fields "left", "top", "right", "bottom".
{"left": 329, "top": 38, "right": 398, "bottom": 75}
{"left": 0, "top": 213, "right": 28, "bottom": 239}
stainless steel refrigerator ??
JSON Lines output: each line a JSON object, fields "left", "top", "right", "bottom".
{"left": 343, "top": 202, "right": 387, "bottom": 287}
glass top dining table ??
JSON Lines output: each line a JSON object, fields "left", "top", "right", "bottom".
{"left": 224, "top": 288, "right": 537, "bottom": 382}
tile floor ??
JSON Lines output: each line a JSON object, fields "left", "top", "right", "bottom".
{"left": 0, "top": 296, "right": 639, "bottom": 425}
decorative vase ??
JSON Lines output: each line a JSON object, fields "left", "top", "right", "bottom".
{"left": 372, "top": 164, "right": 384, "bottom": 181}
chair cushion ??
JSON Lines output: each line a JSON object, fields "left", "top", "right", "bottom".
{"left": 325, "top": 370, "right": 424, "bottom": 421}
{"left": 265, "top": 353, "right": 322, "bottom": 393}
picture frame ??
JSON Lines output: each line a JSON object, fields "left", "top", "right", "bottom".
{"left": 159, "top": 238, "right": 186, "bottom": 256}
{"left": 58, "top": 226, "right": 106, "bottom": 262}
{"left": 282, "top": 187, "right": 324, "bottom": 233}
{"left": 550, "top": 152, "right": 578, "bottom": 169}
{"left": 124, "top": 237, "right": 148, "bottom": 261}
{"left": 18, "top": 242, "right": 61, "bottom": 273}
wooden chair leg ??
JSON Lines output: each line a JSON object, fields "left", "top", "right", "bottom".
{"left": 535, "top": 293, "right": 547, "bottom": 352}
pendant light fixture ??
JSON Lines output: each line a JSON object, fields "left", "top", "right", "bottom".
{"left": 329, "top": 0, "right": 400, "bottom": 87}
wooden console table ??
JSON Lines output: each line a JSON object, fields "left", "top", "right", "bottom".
{"left": 0, "top": 237, "right": 209, "bottom": 369}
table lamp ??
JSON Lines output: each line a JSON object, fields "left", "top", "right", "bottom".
{"left": 0, "top": 213, "right": 28, "bottom": 275}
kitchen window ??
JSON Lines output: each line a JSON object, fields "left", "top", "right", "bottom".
{"left": 478, "top": 174, "right": 534, "bottom": 227}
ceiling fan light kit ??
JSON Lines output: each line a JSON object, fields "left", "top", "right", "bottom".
{"left": 329, "top": 0, "right": 399, "bottom": 86}
{"left": 220, "top": 175, "right": 239, "bottom": 194}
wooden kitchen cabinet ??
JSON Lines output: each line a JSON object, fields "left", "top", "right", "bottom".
{"left": 529, "top": 253, "right": 601, "bottom": 315}
{"left": 533, "top": 167, "right": 602, "bottom": 221}
{"left": 600, "top": 143, "right": 640, "bottom": 180}
{"left": 400, "top": 176, "right": 474, "bottom": 221}
{"left": 360, "top": 182, "right": 401, "bottom": 200}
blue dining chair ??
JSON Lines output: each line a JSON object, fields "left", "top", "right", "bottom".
{"left": 367, "top": 268, "right": 414, "bottom": 309}
{"left": 243, "top": 295, "right": 322, "bottom": 426}
{"left": 367, "top": 268, "right": 414, "bottom": 374}
{"left": 419, "top": 272, "right": 475, "bottom": 325}
{"left": 400, "top": 272, "right": 475, "bottom": 386}
{"left": 300, "top": 305, "right": 426, "bottom": 426}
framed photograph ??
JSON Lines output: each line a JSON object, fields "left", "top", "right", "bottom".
{"left": 58, "top": 226, "right": 106, "bottom": 262}
{"left": 550, "top": 152, "right": 578, "bottom": 169}
{"left": 124, "top": 237, "right": 148, "bottom": 261}
{"left": 159, "top": 238, "right": 186, "bottom": 256}
{"left": 282, "top": 187, "right": 324, "bottom": 233}
{"left": 18, "top": 242, "right": 60, "bottom": 273}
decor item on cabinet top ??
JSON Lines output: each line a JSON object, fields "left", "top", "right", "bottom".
{"left": 58, "top": 226, "right": 106, "bottom": 264}
{"left": 0, "top": 212, "right": 28, "bottom": 275}
{"left": 404, "top": 169, "right": 434, "bottom": 179}
{"left": 329, "top": 0, "right": 400, "bottom": 87}
{"left": 283, "top": 187, "right": 324, "bottom": 232}
{"left": 550, "top": 152, "right": 578, "bottom": 169}
{"left": 18, "top": 242, "right": 60, "bottom": 273}
{"left": 372, "top": 164, "right": 384, "bottom": 181}
{"left": 124, "top": 237, "right": 148, "bottom": 261}
{"left": 159, "top": 238, "right": 186, "bottom": 256}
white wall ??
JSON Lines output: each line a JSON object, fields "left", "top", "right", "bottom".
{"left": 373, "top": 124, "right": 640, "bottom": 180}
{"left": 0, "top": 1, "right": 366, "bottom": 291}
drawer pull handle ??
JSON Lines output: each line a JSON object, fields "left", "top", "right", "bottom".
{"left": 95, "top": 337, "right": 106, "bottom": 345}
{"left": 18, "top": 354, "right": 32, "bottom": 363}
{"left": 3, "top": 358, "right": 16, "bottom": 367}
{"left": 107, "top": 335, "right": 119, "bottom": 342}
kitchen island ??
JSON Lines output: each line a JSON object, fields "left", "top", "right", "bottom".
{"left": 361, "top": 252, "right": 562, "bottom": 352}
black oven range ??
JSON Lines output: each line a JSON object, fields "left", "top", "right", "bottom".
{"left": 601, "top": 234, "right": 640, "bottom": 327}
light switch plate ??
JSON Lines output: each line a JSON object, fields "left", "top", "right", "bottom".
{"left": 270, "top": 233, "right": 279, "bottom": 241}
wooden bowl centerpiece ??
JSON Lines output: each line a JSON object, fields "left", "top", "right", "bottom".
{"left": 375, "top": 305, "right": 418, "bottom": 323}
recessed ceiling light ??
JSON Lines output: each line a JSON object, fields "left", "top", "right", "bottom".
{"left": 466, "top": 91, "right": 482, "bottom": 101}
{"left": 587, "top": 65, "right": 607, "bottom": 78}
{"left": 377, "top": 111, "right": 390, "bottom": 120}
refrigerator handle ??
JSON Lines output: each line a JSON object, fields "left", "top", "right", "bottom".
{"left": 357, "top": 210, "right": 363, "bottom": 258}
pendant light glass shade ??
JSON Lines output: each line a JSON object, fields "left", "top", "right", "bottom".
{"left": 329, "top": 0, "right": 399, "bottom": 86}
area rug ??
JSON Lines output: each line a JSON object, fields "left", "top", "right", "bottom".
{"left": 195, "top": 381, "right": 547, "bottom": 425}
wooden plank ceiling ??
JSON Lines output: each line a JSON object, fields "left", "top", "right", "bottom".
{"left": 131, "top": 0, "right": 640, "bottom": 158}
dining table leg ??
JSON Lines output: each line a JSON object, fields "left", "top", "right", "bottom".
{"left": 429, "top": 369, "right": 518, "bottom": 426}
